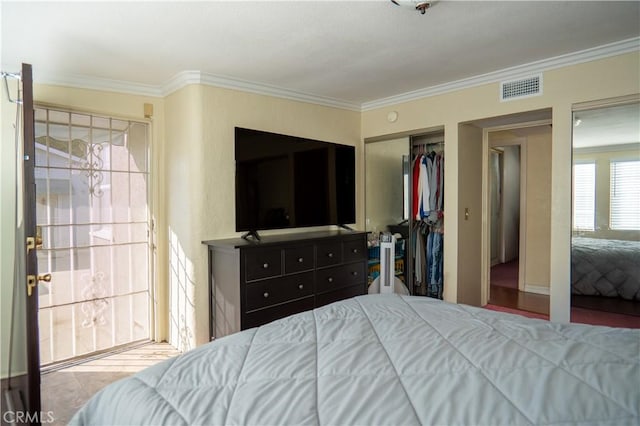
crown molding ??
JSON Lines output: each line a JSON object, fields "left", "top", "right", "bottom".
{"left": 33, "top": 70, "right": 164, "bottom": 98}
{"left": 161, "top": 70, "right": 361, "bottom": 111}
{"left": 361, "top": 36, "right": 640, "bottom": 111}
{"left": 31, "top": 36, "right": 639, "bottom": 112}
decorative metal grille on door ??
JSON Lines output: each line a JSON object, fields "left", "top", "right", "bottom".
{"left": 34, "top": 108, "right": 151, "bottom": 364}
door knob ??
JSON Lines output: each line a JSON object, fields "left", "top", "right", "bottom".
{"left": 27, "top": 273, "right": 51, "bottom": 297}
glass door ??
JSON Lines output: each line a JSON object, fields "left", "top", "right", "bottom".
{"left": 34, "top": 107, "right": 152, "bottom": 365}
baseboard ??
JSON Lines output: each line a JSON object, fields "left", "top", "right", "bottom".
{"left": 1, "top": 374, "right": 27, "bottom": 426}
{"left": 524, "top": 284, "right": 550, "bottom": 295}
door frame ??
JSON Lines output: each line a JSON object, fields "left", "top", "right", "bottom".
{"left": 488, "top": 139, "right": 526, "bottom": 291}
{"left": 480, "top": 120, "right": 549, "bottom": 306}
{"left": 22, "top": 62, "right": 43, "bottom": 422}
{"left": 488, "top": 147, "right": 504, "bottom": 267}
{"left": 31, "top": 104, "right": 158, "bottom": 364}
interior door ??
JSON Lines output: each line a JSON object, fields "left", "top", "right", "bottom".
{"left": 22, "top": 62, "right": 43, "bottom": 423}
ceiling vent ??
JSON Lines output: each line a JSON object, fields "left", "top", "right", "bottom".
{"left": 500, "top": 74, "right": 542, "bottom": 101}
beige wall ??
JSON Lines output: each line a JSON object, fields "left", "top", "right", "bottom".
{"left": 165, "top": 84, "right": 362, "bottom": 347}
{"left": 456, "top": 124, "right": 483, "bottom": 306}
{"left": 2, "top": 51, "right": 639, "bottom": 373}
{"left": 164, "top": 85, "right": 203, "bottom": 352}
{"left": 489, "top": 129, "right": 553, "bottom": 293}
{"left": 524, "top": 132, "right": 552, "bottom": 291}
{"left": 1, "top": 79, "right": 361, "bottom": 371}
{"left": 362, "top": 51, "right": 640, "bottom": 322}
{"left": 365, "top": 137, "right": 409, "bottom": 232}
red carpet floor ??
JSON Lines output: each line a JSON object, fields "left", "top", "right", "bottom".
{"left": 490, "top": 259, "right": 519, "bottom": 289}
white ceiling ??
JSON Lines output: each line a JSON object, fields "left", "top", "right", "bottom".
{"left": 1, "top": 1, "right": 639, "bottom": 108}
{"left": 573, "top": 102, "right": 640, "bottom": 149}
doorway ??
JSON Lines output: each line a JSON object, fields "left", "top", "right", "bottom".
{"left": 489, "top": 145, "right": 521, "bottom": 293}
{"left": 481, "top": 119, "right": 552, "bottom": 316}
{"left": 34, "top": 107, "right": 153, "bottom": 366}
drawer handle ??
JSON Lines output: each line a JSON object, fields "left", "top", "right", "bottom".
{"left": 352, "top": 271, "right": 358, "bottom": 276}
{"left": 327, "top": 252, "right": 334, "bottom": 258}
{"left": 263, "top": 292, "right": 269, "bottom": 298}
{"left": 298, "top": 284, "right": 304, "bottom": 290}
{"left": 262, "top": 263, "right": 269, "bottom": 269}
{"left": 327, "top": 277, "right": 333, "bottom": 283}
{"left": 352, "top": 248, "right": 358, "bottom": 253}
{"left": 298, "top": 257, "right": 304, "bottom": 263}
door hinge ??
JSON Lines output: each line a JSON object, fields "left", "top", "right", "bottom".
{"left": 26, "top": 226, "right": 43, "bottom": 253}
{"left": 27, "top": 273, "right": 51, "bottom": 296}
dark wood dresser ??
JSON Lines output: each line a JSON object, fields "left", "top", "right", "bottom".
{"left": 203, "top": 230, "right": 368, "bottom": 339}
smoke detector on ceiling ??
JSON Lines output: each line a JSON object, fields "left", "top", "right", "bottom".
{"left": 391, "top": 0, "right": 432, "bottom": 15}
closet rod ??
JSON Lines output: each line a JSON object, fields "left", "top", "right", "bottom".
{"left": 412, "top": 140, "right": 444, "bottom": 146}
{"left": 412, "top": 140, "right": 444, "bottom": 153}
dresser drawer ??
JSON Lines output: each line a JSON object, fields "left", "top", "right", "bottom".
{"left": 245, "top": 272, "right": 314, "bottom": 311}
{"left": 316, "top": 240, "right": 342, "bottom": 267}
{"left": 208, "top": 231, "right": 369, "bottom": 337}
{"left": 343, "top": 237, "right": 367, "bottom": 263}
{"left": 244, "top": 247, "right": 282, "bottom": 281}
{"left": 243, "top": 296, "right": 315, "bottom": 329}
{"left": 316, "top": 262, "right": 365, "bottom": 293}
{"left": 284, "top": 245, "right": 314, "bottom": 274}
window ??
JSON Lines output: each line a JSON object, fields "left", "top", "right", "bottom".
{"left": 610, "top": 160, "right": 640, "bottom": 230}
{"left": 573, "top": 162, "right": 595, "bottom": 231}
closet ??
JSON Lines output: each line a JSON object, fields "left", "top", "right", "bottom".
{"left": 408, "top": 132, "right": 445, "bottom": 298}
{"left": 363, "top": 130, "right": 445, "bottom": 299}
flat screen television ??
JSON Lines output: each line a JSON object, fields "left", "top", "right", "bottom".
{"left": 235, "top": 127, "right": 355, "bottom": 238}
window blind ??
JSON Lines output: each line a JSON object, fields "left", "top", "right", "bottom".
{"left": 573, "top": 163, "right": 595, "bottom": 231}
{"left": 610, "top": 160, "right": 640, "bottom": 230}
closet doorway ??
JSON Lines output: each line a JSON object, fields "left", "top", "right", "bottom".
{"left": 34, "top": 106, "right": 153, "bottom": 367}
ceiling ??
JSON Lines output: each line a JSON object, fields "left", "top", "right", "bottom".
{"left": 1, "top": 1, "right": 639, "bottom": 109}
{"left": 573, "top": 102, "right": 640, "bottom": 149}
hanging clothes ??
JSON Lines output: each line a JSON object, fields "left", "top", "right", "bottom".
{"left": 425, "top": 230, "right": 443, "bottom": 299}
{"left": 411, "top": 144, "right": 445, "bottom": 299}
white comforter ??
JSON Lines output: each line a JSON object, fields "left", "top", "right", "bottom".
{"left": 71, "top": 294, "right": 640, "bottom": 425}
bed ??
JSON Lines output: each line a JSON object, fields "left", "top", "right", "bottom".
{"left": 71, "top": 294, "right": 639, "bottom": 425}
{"left": 571, "top": 237, "right": 640, "bottom": 301}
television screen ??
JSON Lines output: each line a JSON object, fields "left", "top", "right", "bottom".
{"left": 235, "top": 127, "right": 355, "bottom": 233}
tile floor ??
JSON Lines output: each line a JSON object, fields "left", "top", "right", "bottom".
{"left": 41, "top": 342, "right": 180, "bottom": 425}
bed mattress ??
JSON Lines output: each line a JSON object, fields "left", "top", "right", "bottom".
{"left": 71, "top": 294, "right": 640, "bottom": 425}
{"left": 572, "top": 237, "right": 640, "bottom": 300}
